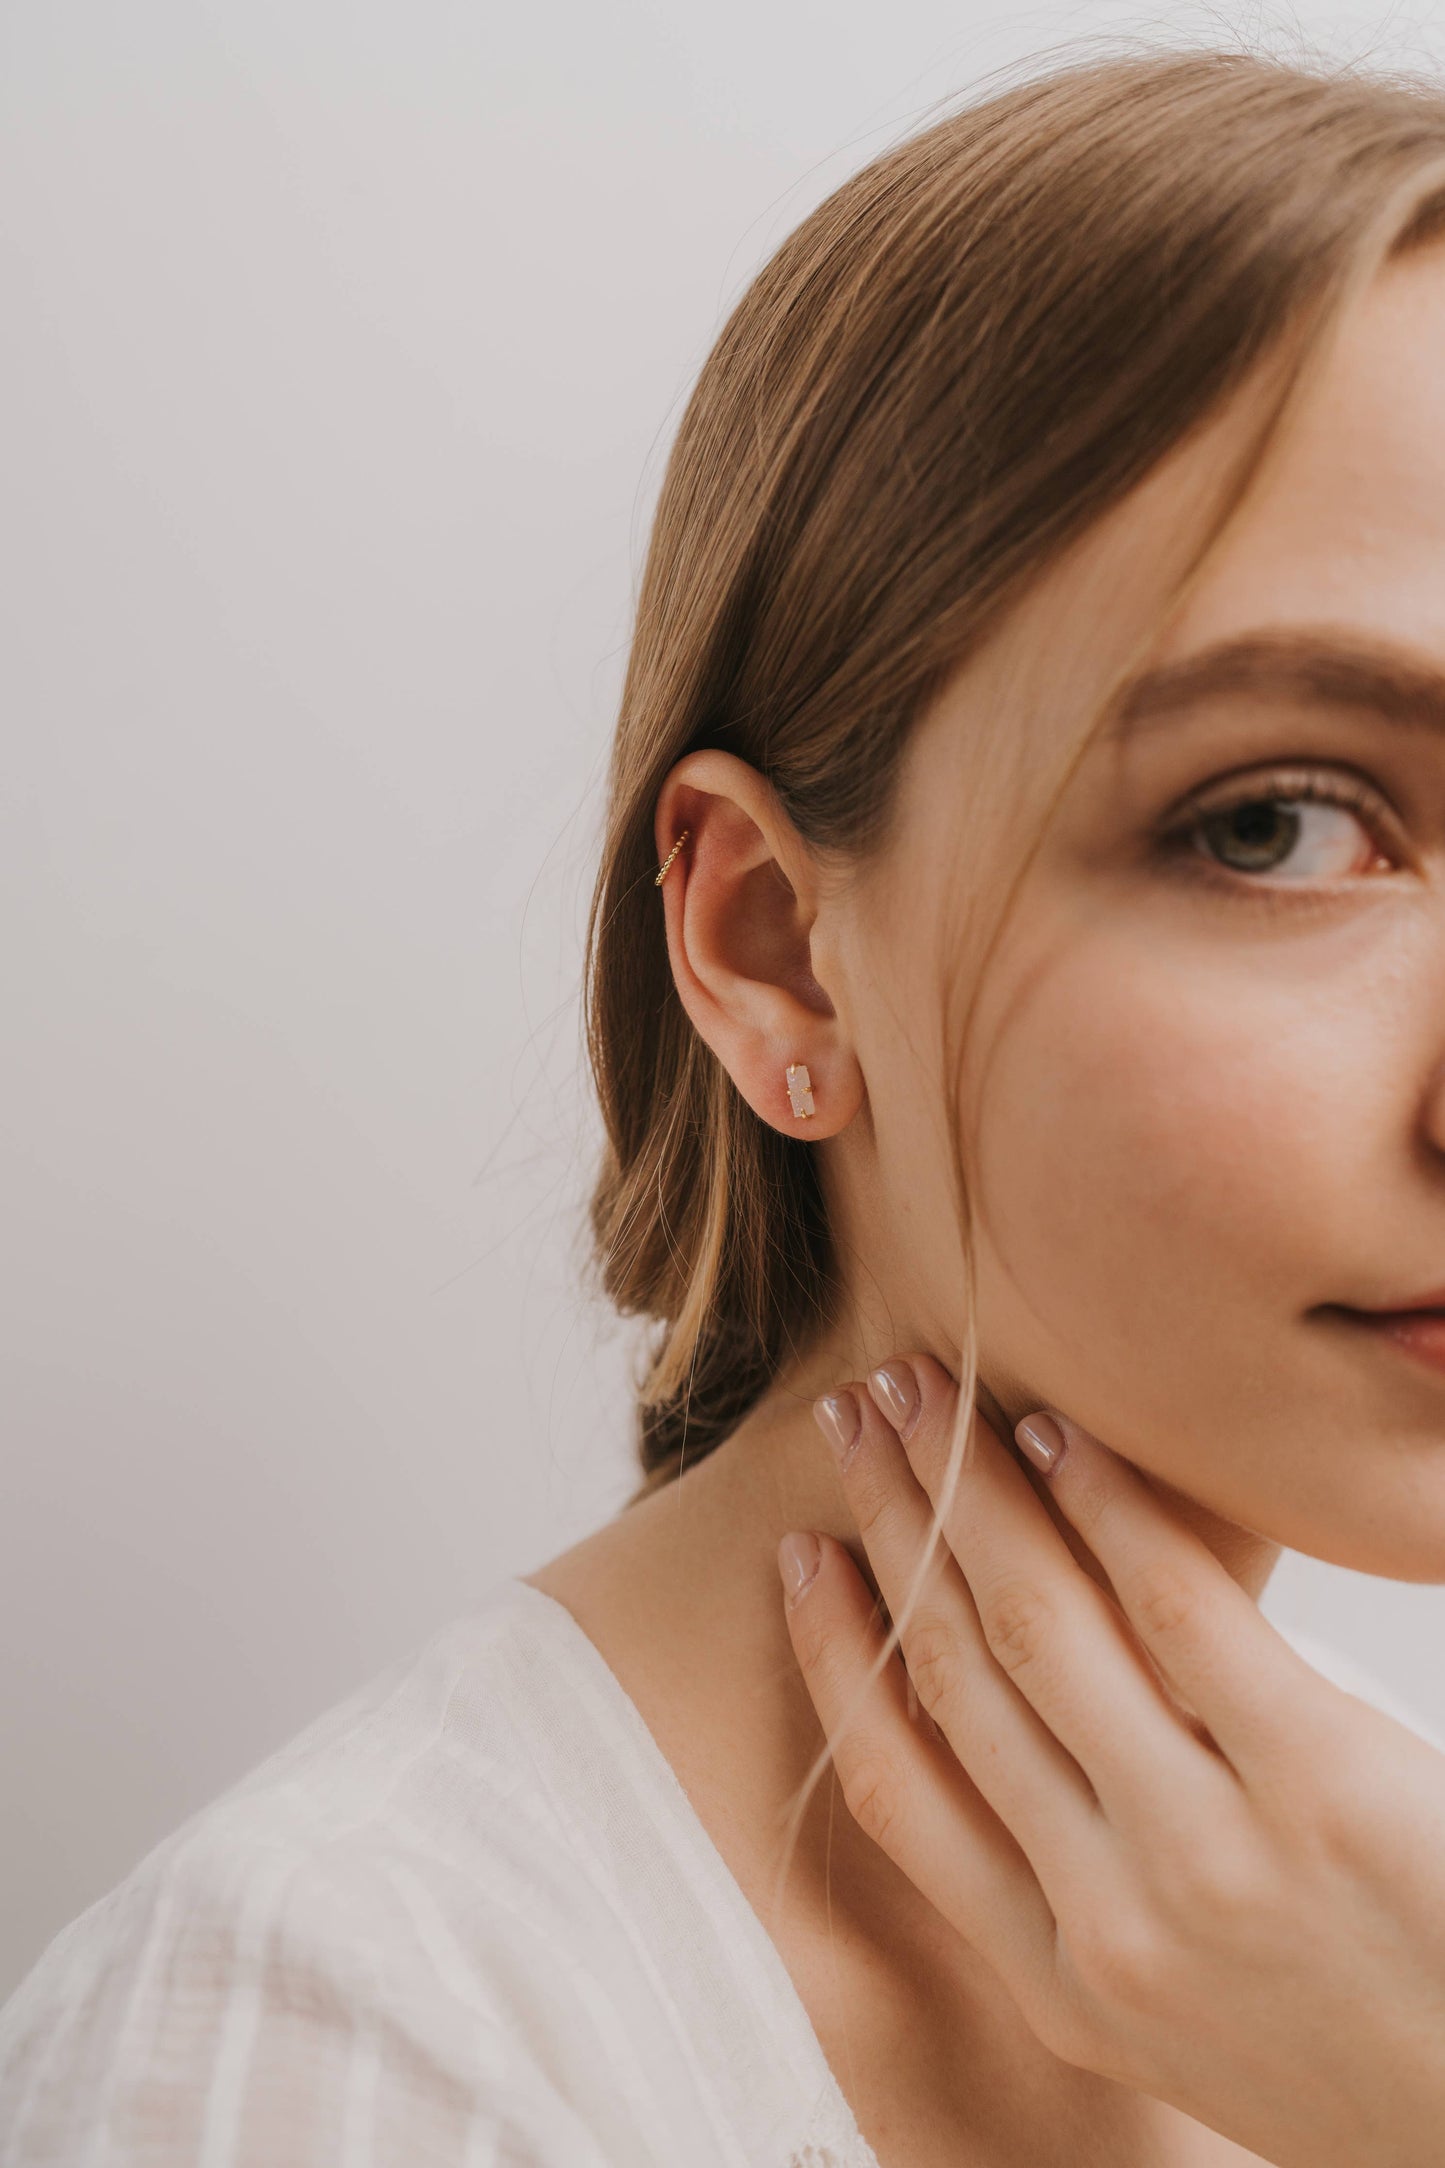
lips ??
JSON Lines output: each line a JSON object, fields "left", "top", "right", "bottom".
{"left": 1329, "top": 1301, "right": 1445, "bottom": 1380}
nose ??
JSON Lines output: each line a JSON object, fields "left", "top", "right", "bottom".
{"left": 1420, "top": 1048, "right": 1445, "bottom": 1164}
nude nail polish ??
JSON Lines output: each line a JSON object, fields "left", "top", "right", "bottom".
{"left": 778, "top": 1530, "right": 822, "bottom": 1604}
{"left": 1015, "top": 1412, "right": 1066, "bottom": 1474}
{"left": 813, "top": 1390, "right": 861, "bottom": 1469}
{"left": 868, "top": 1361, "right": 920, "bottom": 1439}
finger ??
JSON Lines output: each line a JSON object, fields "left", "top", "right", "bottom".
{"left": 873, "top": 1355, "right": 1240, "bottom": 1835}
{"left": 1019, "top": 1408, "right": 1332, "bottom": 1775}
{"left": 778, "top": 1525, "right": 1063, "bottom": 2019}
{"left": 817, "top": 1382, "right": 1114, "bottom": 1909}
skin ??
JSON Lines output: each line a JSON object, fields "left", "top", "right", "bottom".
{"left": 525, "top": 243, "right": 1445, "bottom": 2165}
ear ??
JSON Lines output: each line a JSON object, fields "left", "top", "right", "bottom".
{"left": 654, "top": 750, "right": 865, "bottom": 1138}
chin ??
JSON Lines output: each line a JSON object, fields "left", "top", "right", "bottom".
{"left": 1265, "top": 1501, "right": 1445, "bottom": 1586}
{"left": 1213, "top": 1328, "right": 1445, "bottom": 1581}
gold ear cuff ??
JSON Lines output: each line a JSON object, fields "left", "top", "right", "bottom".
{"left": 654, "top": 829, "right": 691, "bottom": 885}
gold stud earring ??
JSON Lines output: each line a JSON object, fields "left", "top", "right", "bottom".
{"left": 785, "top": 1063, "right": 815, "bottom": 1120}
{"left": 654, "top": 829, "right": 690, "bottom": 885}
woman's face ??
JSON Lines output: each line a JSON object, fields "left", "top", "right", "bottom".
{"left": 828, "top": 242, "right": 1445, "bottom": 1579}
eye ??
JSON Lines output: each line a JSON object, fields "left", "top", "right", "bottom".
{"left": 1196, "top": 796, "right": 1372, "bottom": 879}
{"left": 1164, "top": 768, "right": 1399, "bottom": 887}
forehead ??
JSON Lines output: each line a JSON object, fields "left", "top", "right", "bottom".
{"left": 1158, "top": 239, "right": 1445, "bottom": 660}
{"left": 887, "top": 243, "right": 1445, "bottom": 917}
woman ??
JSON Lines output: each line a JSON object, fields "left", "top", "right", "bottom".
{"left": 7, "top": 41, "right": 1445, "bottom": 2168}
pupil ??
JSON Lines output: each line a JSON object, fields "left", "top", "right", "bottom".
{"left": 1203, "top": 800, "right": 1300, "bottom": 870}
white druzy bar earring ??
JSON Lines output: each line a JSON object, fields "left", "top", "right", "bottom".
{"left": 785, "top": 1063, "right": 815, "bottom": 1120}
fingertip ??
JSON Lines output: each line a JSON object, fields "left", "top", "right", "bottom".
{"left": 1051, "top": 1411, "right": 1106, "bottom": 1453}
{"left": 1014, "top": 1412, "right": 1068, "bottom": 1477}
{"left": 777, "top": 1529, "right": 823, "bottom": 1606}
{"left": 880, "top": 1349, "right": 961, "bottom": 1445}
{"left": 905, "top": 1349, "right": 960, "bottom": 1398}
{"left": 814, "top": 1388, "right": 863, "bottom": 1468}
{"left": 866, "top": 1359, "right": 920, "bottom": 1437}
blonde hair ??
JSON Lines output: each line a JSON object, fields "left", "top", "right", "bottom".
{"left": 586, "top": 45, "right": 1445, "bottom": 1548}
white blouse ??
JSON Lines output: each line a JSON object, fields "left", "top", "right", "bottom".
{"left": 0, "top": 1578, "right": 883, "bottom": 2166}
{"left": 1, "top": 1575, "right": 1439, "bottom": 2167}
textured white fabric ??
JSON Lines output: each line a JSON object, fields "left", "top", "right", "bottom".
{"left": 0, "top": 1578, "right": 881, "bottom": 2167}
{"left": 1, "top": 1574, "right": 1440, "bottom": 2167}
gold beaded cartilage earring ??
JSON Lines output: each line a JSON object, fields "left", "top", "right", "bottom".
{"left": 785, "top": 1063, "right": 815, "bottom": 1120}
{"left": 654, "top": 829, "right": 690, "bottom": 885}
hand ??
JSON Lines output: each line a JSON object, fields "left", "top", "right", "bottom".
{"left": 777, "top": 1352, "right": 1445, "bottom": 2168}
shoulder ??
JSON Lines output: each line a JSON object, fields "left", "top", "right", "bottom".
{"left": 0, "top": 1587, "right": 616, "bottom": 2165}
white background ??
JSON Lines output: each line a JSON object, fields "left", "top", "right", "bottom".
{"left": 5, "top": 0, "right": 1445, "bottom": 1998}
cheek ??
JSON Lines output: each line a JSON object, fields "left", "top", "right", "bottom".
{"left": 970, "top": 942, "right": 1382, "bottom": 1386}
{"left": 968, "top": 940, "right": 1445, "bottom": 1575}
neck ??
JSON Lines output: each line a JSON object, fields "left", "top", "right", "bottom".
{"left": 543, "top": 1311, "right": 1288, "bottom": 2155}
{"left": 568, "top": 1332, "right": 1280, "bottom": 2071}
{"left": 591, "top": 1377, "right": 1245, "bottom": 1997}
{"left": 715, "top": 1321, "right": 1282, "bottom": 1610}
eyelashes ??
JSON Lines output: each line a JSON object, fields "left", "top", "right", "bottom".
{"left": 1155, "top": 763, "right": 1403, "bottom": 893}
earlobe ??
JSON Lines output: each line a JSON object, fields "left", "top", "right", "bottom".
{"left": 652, "top": 749, "right": 865, "bottom": 1140}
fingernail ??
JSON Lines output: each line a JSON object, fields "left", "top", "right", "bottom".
{"left": 1015, "top": 1411, "right": 1067, "bottom": 1475}
{"left": 778, "top": 1530, "right": 822, "bottom": 1605}
{"left": 813, "top": 1389, "right": 861, "bottom": 1470}
{"left": 868, "top": 1360, "right": 920, "bottom": 1440}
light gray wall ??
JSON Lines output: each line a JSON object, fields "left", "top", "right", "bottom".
{"left": 4, "top": 0, "right": 1445, "bottom": 1999}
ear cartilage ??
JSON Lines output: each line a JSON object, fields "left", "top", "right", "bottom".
{"left": 785, "top": 1063, "right": 815, "bottom": 1120}
{"left": 654, "top": 828, "right": 691, "bottom": 885}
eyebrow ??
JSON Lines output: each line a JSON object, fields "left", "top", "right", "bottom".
{"left": 1110, "top": 629, "right": 1445, "bottom": 740}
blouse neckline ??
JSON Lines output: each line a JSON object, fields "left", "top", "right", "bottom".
{"left": 495, "top": 1574, "right": 884, "bottom": 2168}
